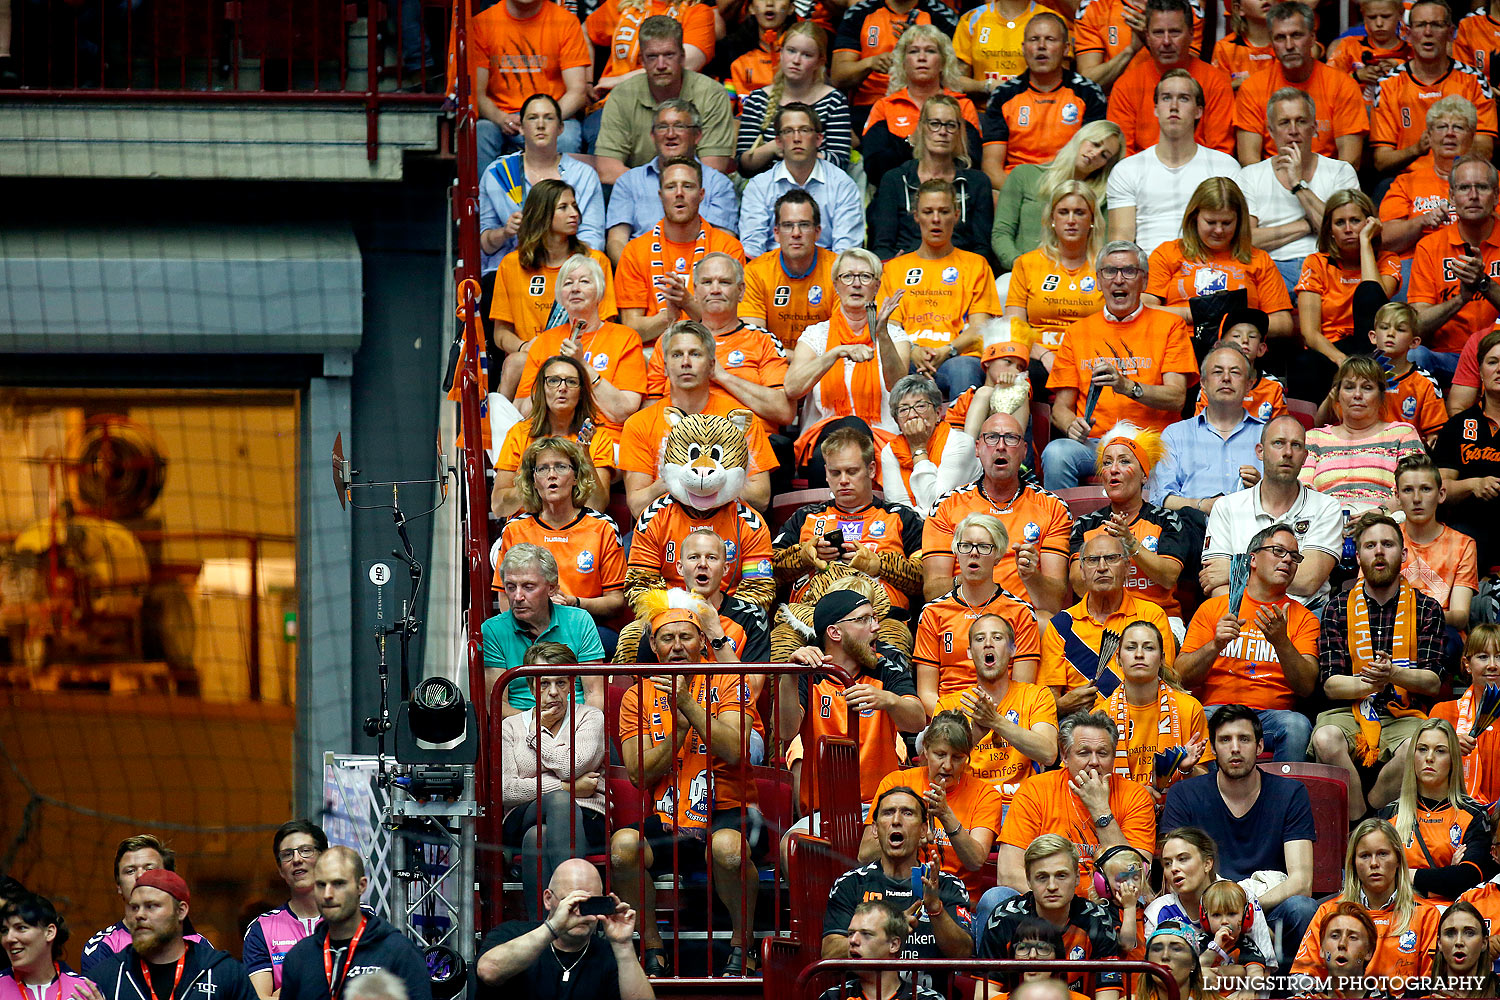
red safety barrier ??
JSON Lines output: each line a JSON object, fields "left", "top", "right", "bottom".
{"left": 484, "top": 661, "right": 861, "bottom": 982}
{"left": 790, "top": 959, "right": 1183, "bottom": 1000}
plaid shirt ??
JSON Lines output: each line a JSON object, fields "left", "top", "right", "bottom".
{"left": 1319, "top": 583, "right": 1447, "bottom": 717}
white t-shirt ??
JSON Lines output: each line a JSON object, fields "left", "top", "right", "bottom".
{"left": 1202, "top": 481, "right": 1344, "bottom": 607}
{"left": 879, "top": 432, "right": 982, "bottom": 516}
{"left": 1240, "top": 154, "right": 1361, "bottom": 262}
{"left": 1107, "top": 144, "right": 1244, "bottom": 256}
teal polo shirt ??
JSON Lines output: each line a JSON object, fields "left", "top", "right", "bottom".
{"left": 480, "top": 604, "right": 606, "bottom": 710}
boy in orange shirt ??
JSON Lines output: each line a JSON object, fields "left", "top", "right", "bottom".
{"left": 1393, "top": 454, "right": 1479, "bottom": 637}
{"left": 1325, "top": 0, "right": 1411, "bottom": 108}
{"left": 1371, "top": 302, "right": 1448, "bottom": 444}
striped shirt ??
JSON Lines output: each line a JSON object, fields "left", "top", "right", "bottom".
{"left": 1298, "top": 421, "right": 1425, "bottom": 512}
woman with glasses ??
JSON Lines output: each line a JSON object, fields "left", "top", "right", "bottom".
{"left": 492, "top": 355, "right": 615, "bottom": 518}
{"left": 993, "top": 120, "right": 1123, "bottom": 273}
{"left": 1300, "top": 355, "right": 1423, "bottom": 515}
{"left": 877, "top": 374, "right": 981, "bottom": 513}
{"left": 870, "top": 95, "right": 996, "bottom": 268}
{"left": 971, "top": 916, "right": 1092, "bottom": 1000}
{"left": 1004, "top": 181, "right": 1105, "bottom": 376}
{"left": 861, "top": 26, "right": 983, "bottom": 188}
{"left": 737, "top": 22, "right": 852, "bottom": 175}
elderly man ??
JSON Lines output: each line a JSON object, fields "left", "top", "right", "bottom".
{"left": 610, "top": 605, "right": 765, "bottom": 977}
{"left": 481, "top": 543, "right": 606, "bottom": 715}
{"left": 739, "top": 191, "right": 839, "bottom": 353}
{"left": 1105, "top": 0, "right": 1234, "bottom": 155}
{"left": 1409, "top": 156, "right": 1500, "bottom": 383}
{"left": 1242, "top": 88, "right": 1361, "bottom": 291}
{"left": 1042, "top": 240, "right": 1197, "bottom": 489}
{"left": 739, "top": 104, "right": 863, "bottom": 260}
{"left": 604, "top": 99, "right": 740, "bottom": 262}
{"left": 1178, "top": 524, "right": 1320, "bottom": 760}
{"left": 996, "top": 711, "right": 1156, "bottom": 889}
{"left": 1200, "top": 414, "right": 1342, "bottom": 608}
{"left": 1381, "top": 96, "right": 1478, "bottom": 263}
{"left": 923, "top": 411, "right": 1072, "bottom": 615}
{"left": 1233, "top": 3, "right": 1366, "bottom": 168}
{"left": 593, "top": 17, "right": 735, "bottom": 185}
{"left": 477, "top": 859, "right": 652, "bottom": 1000}
{"left": 816, "top": 901, "right": 946, "bottom": 1000}
{"left": 1151, "top": 342, "right": 1265, "bottom": 512}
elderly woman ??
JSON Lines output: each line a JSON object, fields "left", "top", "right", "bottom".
{"left": 500, "top": 640, "right": 606, "bottom": 918}
{"left": 877, "top": 375, "right": 981, "bottom": 513}
{"left": 506, "top": 253, "right": 645, "bottom": 432}
{"left": 870, "top": 95, "right": 996, "bottom": 267}
{"left": 860, "top": 26, "right": 983, "bottom": 188}
{"left": 492, "top": 355, "right": 615, "bottom": 518}
{"left": 1004, "top": 181, "right": 1105, "bottom": 374}
{"left": 1381, "top": 95, "right": 1477, "bottom": 260}
{"left": 1094, "top": 622, "right": 1208, "bottom": 793}
{"left": 1301, "top": 355, "right": 1425, "bottom": 514}
{"left": 993, "top": 120, "right": 1124, "bottom": 273}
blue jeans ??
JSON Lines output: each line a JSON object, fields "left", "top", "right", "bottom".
{"left": 1407, "top": 345, "right": 1459, "bottom": 385}
{"left": 1205, "top": 705, "right": 1312, "bottom": 762}
{"left": 395, "top": 0, "right": 430, "bottom": 73}
{"left": 477, "top": 119, "right": 584, "bottom": 171}
{"left": 910, "top": 356, "right": 985, "bottom": 401}
{"left": 972, "top": 885, "right": 1021, "bottom": 945}
{"left": 1264, "top": 893, "right": 1320, "bottom": 971}
{"left": 1274, "top": 258, "right": 1302, "bottom": 297}
{"left": 1041, "top": 436, "right": 1099, "bottom": 490}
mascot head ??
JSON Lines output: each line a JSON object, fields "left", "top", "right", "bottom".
{"left": 661, "top": 408, "right": 753, "bottom": 513}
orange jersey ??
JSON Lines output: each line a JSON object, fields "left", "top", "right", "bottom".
{"left": 627, "top": 496, "right": 774, "bottom": 596}
{"left": 1069, "top": 504, "right": 1193, "bottom": 617}
{"left": 935, "top": 681, "right": 1057, "bottom": 803}
{"left": 585, "top": 0, "right": 717, "bottom": 83}
{"left": 1435, "top": 701, "right": 1500, "bottom": 804}
{"left": 1006, "top": 249, "right": 1104, "bottom": 350}
{"left": 1076, "top": 0, "right": 1204, "bottom": 65}
{"left": 617, "top": 672, "right": 755, "bottom": 830}
{"left": 1000, "top": 767, "right": 1157, "bottom": 888}
{"left": 953, "top": 3, "right": 1043, "bottom": 82}
{"left": 1091, "top": 686, "right": 1212, "bottom": 786}
{"left": 877, "top": 248, "right": 1001, "bottom": 355}
{"left": 1380, "top": 155, "right": 1461, "bottom": 262}
{"left": 617, "top": 390, "right": 779, "bottom": 479}
{"left": 1325, "top": 35, "right": 1412, "bottom": 107}
{"left": 645, "top": 323, "right": 788, "bottom": 434}
{"left": 739, "top": 247, "right": 838, "bottom": 351}
{"left": 1385, "top": 366, "right": 1448, "bottom": 438}
{"left": 1232, "top": 61, "right": 1368, "bottom": 158}
{"left": 469, "top": 0, "right": 591, "bottom": 113}
{"left": 1182, "top": 592, "right": 1320, "bottom": 711}
{"left": 1193, "top": 372, "right": 1287, "bottom": 421}
{"left": 1402, "top": 523, "right": 1480, "bottom": 610}
{"left": 1459, "top": 878, "right": 1500, "bottom": 957}
{"left": 1371, "top": 61, "right": 1499, "bottom": 152}
{"left": 1293, "top": 897, "right": 1440, "bottom": 981}
{"left": 871, "top": 765, "right": 1004, "bottom": 894}
{"left": 1389, "top": 799, "right": 1486, "bottom": 879}
{"left": 923, "top": 480, "right": 1073, "bottom": 608}
{"left": 494, "top": 419, "right": 618, "bottom": 475}
{"left": 1038, "top": 594, "right": 1177, "bottom": 689}
{"left": 614, "top": 222, "right": 745, "bottom": 318}
{"left": 497, "top": 509, "right": 626, "bottom": 599}
{"left": 1407, "top": 222, "right": 1500, "bottom": 353}
{"left": 797, "top": 659, "right": 917, "bottom": 813}
{"left": 865, "top": 87, "right": 980, "bottom": 141}
{"left": 491, "top": 248, "right": 619, "bottom": 340}
{"left": 1107, "top": 55, "right": 1236, "bottom": 155}
{"left": 914, "top": 586, "right": 1043, "bottom": 694}
{"left": 1293, "top": 251, "right": 1404, "bottom": 341}
{"left": 981, "top": 72, "right": 1110, "bottom": 170}
{"left": 1456, "top": 11, "right": 1500, "bottom": 81}
{"left": 516, "top": 321, "right": 647, "bottom": 433}
{"left": 1147, "top": 240, "right": 1294, "bottom": 317}
{"left": 1047, "top": 306, "right": 1198, "bottom": 435}
{"left": 774, "top": 499, "right": 925, "bottom": 612}
{"left": 731, "top": 49, "right": 776, "bottom": 97}
{"left": 833, "top": 0, "right": 952, "bottom": 107}
{"left": 1212, "top": 32, "right": 1275, "bottom": 86}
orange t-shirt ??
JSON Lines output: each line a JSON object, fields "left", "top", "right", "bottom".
{"left": 914, "top": 587, "right": 1043, "bottom": 695}
{"left": 491, "top": 248, "right": 619, "bottom": 341}
{"left": 1006, "top": 250, "right": 1104, "bottom": 350}
{"left": 1456, "top": 12, "right": 1500, "bottom": 81}
{"left": 1402, "top": 523, "right": 1480, "bottom": 610}
{"left": 1107, "top": 55, "right": 1236, "bottom": 154}
{"left": 999, "top": 767, "right": 1157, "bottom": 887}
{"left": 496, "top": 509, "right": 626, "bottom": 599}
{"left": 1047, "top": 306, "right": 1198, "bottom": 435}
{"left": 1292, "top": 897, "right": 1440, "bottom": 981}
{"left": 739, "top": 247, "right": 838, "bottom": 352}
{"left": 1182, "top": 592, "right": 1320, "bottom": 711}
{"left": 1407, "top": 221, "right": 1500, "bottom": 353}
{"left": 731, "top": 49, "right": 776, "bottom": 98}
{"left": 1385, "top": 367, "right": 1448, "bottom": 438}
{"left": 469, "top": 0, "right": 591, "bottom": 113}
{"left": 1293, "top": 251, "right": 1404, "bottom": 342}
{"left": 617, "top": 390, "right": 778, "bottom": 479}
{"left": 617, "top": 673, "right": 755, "bottom": 830}
{"left": 1371, "top": 62, "right": 1500, "bottom": 152}
{"left": 1038, "top": 593, "right": 1177, "bottom": 690}
{"left": 923, "top": 481, "right": 1074, "bottom": 607}
{"left": 645, "top": 324, "right": 789, "bottom": 434}
{"left": 1193, "top": 373, "right": 1287, "bottom": 422}
{"left": 877, "top": 248, "right": 1001, "bottom": 355}
{"left": 1380, "top": 155, "right": 1461, "bottom": 263}
{"left": 494, "top": 419, "right": 618, "bottom": 475}
{"left": 627, "top": 496, "right": 774, "bottom": 595}
{"left": 1146, "top": 241, "right": 1294, "bottom": 316}
{"left": 516, "top": 321, "right": 647, "bottom": 433}
{"left": 870, "top": 766, "right": 1004, "bottom": 894}
{"left": 1232, "top": 61, "right": 1368, "bottom": 158}
{"left": 1076, "top": 0, "right": 1204, "bottom": 65}
{"left": 1211, "top": 32, "right": 1274, "bottom": 86}
{"left": 935, "top": 681, "right": 1057, "bottom": 803}
{"left": 1325, "top": 35, "right": 1412, "bottom": 107}
{"left": 585, "top": 0, "right": 717, "bottom": 83}
{"left": 798, "top": 662, "right": 916, "bottom": 813}
{"left": 1091, "top": 686, "right": 1212, "bottom": 785}
{"left": 1435, "top": 701, "right": 1500, "bottom": 804}
{"left": 864, "top": 87, "right": 980, "bottom": 140}
{"left": 614, "top": 223, "right": 745, "bottom": 319}
{"left": 834, "top": 5, "right": 941, "bottom": 107}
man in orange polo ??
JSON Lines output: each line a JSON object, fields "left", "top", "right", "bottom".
{"left": 1042, "top": 240, "right": 1197, "bottom": 489}
{"left": 1105, "top": 0, "right": 1235, "bottom": 154}
{"left": 1076, "top": 0, "right": 1206, "bottom": 92}
{"left": 738, "top": 190, "right": 837, "bottom": 352}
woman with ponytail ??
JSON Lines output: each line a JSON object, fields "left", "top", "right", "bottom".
{"left": 736, "top": 21, "right": 850, "bottom": 175}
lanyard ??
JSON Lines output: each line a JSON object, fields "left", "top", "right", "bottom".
{"left": 322, "top": 918, "right": 367, "bottom": 996}
{"left": 9, "top": 966, "right": 63, "bottom": 1000}
{"left": 139, "top": 954, "right": 186, "bottom": 1000}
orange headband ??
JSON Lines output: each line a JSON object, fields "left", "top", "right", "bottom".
{"left": 652, "top": 609, "right": 704, "bottom": 636}
{"left": 1105, "top": 437, "right": 1154, "bottom": 475}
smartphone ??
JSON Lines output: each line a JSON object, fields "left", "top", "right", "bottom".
{"left": 578, "top": 896, "right": 616, "bottom": 916}
{"left": 823, "top": 528, "right": 844, "bottom": 548}
{"left": 910, "top": 863, "right": 925, "bottom": 897}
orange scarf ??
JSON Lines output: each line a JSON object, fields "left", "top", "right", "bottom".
{"left": 889, "top": 422, "right": 950, "bottom": 499}
{"left": 817, "top": 309, "right": 885, "bottom": 422}
{"left": 1350, "top": 581, "right": 1424, "bottom": 765}
{"left": 1107, "top": 682, "right": 1182, "bottom": 785}
{"left": 1457, "top": 686, "right": 1493, "bottom": 801}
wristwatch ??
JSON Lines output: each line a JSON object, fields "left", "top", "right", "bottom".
{"left": 1094, "top": 812, "right": 1114, "bottom": 829}
{"left": 1291, "top": 180, "right": 1310, "bottom": 194}
{"left": 710, "top": 635, "right": 732, "bottom": 650}
{"left": 1127, "top": 379, "right": 1144, "bottom": 400}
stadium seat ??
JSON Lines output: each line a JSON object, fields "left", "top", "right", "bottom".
{"left": 1030, "top": 399, "right": 1051, "bottom": 454}
{"left": 771, "top": 488, "right": 833, "bottom": 528}
{"left": 816, "top": 737, "right": 863, "bottom": 865}
{"left": 786, "top": 834, "right": 839, "bottom": 947}
{"left": 606, "top": 677, "right": 632, "bottom": 761}
{"left": 1054, "top": 484, "right": 1110, "bottom": 518}
{"left": 1286, "top": 398, "right": 1318, "bottom": 431}
{"left": 1258, "top": 761, "right": 1349, "bottom": 896}
{"left": 760, "top": 938, "right": 804, "bottom": 1000}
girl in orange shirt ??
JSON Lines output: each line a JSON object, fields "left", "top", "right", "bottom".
{"left": 725, "top": 0, "right": 795, "bottom": 101}
{"left": 1144, "top": 176, "right": 1294, "bottom": 344}
{"left": 1295, "top": 189, "right": 1404, "bottom": 371}
{"left": 1434, "top": 625, "right": 1500, "bottom": 806}
{"left": 1212, "top": 0, "right": 1274, "bottom": 88}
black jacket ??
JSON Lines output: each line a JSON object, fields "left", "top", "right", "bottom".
{"left": 88, "top": 940, "right": 254, "bottom": 1000}
{"left": 279, "top": 913, "right": 432, "bottom": 1000}
{"left": 869, "top": 162, "right": 998, "bottom": 271}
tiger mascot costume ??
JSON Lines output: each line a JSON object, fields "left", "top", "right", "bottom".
{"left": 624, "top": 409, "right": 777, "bottom": 617}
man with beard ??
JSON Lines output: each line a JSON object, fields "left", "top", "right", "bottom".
{"left": 1160, "top": 705, "right": 1318, "bottom": 968}
{"left": 609, "top": 605, "right": 766, "bottom": 977}
{"left": 88, "top": 870, "right": 253, "bottom": 1000}
{"left": 244, "top": 821, "right": 328, "bottom": 999}
{"left": 1294, "top": 903, "right": 1378, "bottom": 997}
{"left": 81, "top": 837, "right": 208, "bottom": 976}
{"left": 815, "top": 901, "right": 946, "bottom": 1000}
{"left": 1311, "top": 513, "right": 1447, "bottom": 813}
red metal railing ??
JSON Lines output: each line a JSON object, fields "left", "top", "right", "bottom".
{"left": 794, "top": 959, "right": 1182, "bottom": 1000}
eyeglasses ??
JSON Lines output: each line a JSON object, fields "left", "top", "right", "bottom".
{"left": 1099, "top": 265, "right": 1145, "bottom": 279}
{"left": 277, "top": 846, "right": 320, "bottom": 863}
{"left": 534, "top": 462, "right": 575, "bottom": 476}
{"left": 837, "top": 271, "right": 879, "bottom": 285}
{"left": 1254, "top": 543, "right": 1305, "bottom": 565}
{"left": 1013, "top": 943, "right": 1057, "bottom": 958}
{"left": 837, "top": 612, "right": 879, "bottom": 627}
{"left": 544, "top": 375, "right": 581, "bottom": 389}
{"left": 925, "top": 119, "right": 961, "bottom": 133}
{"left": 895, "top": 401, "right": 933, "bottom": 417}
{"left": 777, "top": 220, "right": 817, "bottom": 232}
{"left": 955, "top": 541, "right": 997, "bottom": 554}
{"left": 778, "top": 126, "right": 818, "bottom": 137}
{"left": 1081, "top": 553, "right": 1127, "bottom": 567}
{"left": 652, "top": 122, "right": 697, "bottom": 134}
{"left": 981, "top": 431, "right": 1025, "bottom": 447}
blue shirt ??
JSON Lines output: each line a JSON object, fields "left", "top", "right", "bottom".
{"left": 737, "top": 159, "right": 865, "bottom": 259}
{"left": 1159, "top": 770, "right": 1316, "bottom": 880}
{"left": 480, "top": 603, "right": 605, "bottom": 710}
{"left": 479, "top": 153, "right": 606, "bottom": 274}
{"left": 604, "top": 157, "right": 740, "bottom": 239}
{"left": 1148, "top": 411, "right": 1265, "bottom": 506}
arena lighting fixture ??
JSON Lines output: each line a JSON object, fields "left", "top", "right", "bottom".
{"left": 423, "top": 945, "right": 467, "bottom": 1000}
{"left": 395, "top": 676, "right": 479, "bottom": 768}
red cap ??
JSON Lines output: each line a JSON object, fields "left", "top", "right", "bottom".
{"left": 134, "top": 869, "right": 190, "bottom": 905}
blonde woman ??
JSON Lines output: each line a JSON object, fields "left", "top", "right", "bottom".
{"left": 992, "top": 120, "right": 1123, "bottom": 271}
{"left": 1291, "top": 817, "right": 1441, "bottom": 980}
{"left": 861, "top": 25, "right": 980, "bottom": 186}
{"left": 736, "top": 22, "right": 851, "bottom": 174}
{"left": 1003, "top": 181, "right": 1105, "bottom": 371}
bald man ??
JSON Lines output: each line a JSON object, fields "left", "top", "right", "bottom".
{"left": 477, "top": 859, "right": 654, "bottom": 1000}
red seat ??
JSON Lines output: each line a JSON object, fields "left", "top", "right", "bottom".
{"left": 753, "top": 766, "right": 795, "bottom": 841}
{"left": 606, "top": 764, "right": 647, "bottom": 831}
{"left": 770, "top": 488, "right": 832, "bottom": 530}
{"left": 1054, "top": 484, "right": 1110, "bottom": 518}
{"left": 817, "top": 737, "right": 864, "bottom": 866}
{"left": 1286, "top": 398, "right": 1318, "bottom": 431}
{"left": 1258, "top": 761, "right": 1349, "bottom": 896}
{"left": 605, "top": 678, "right": 632, "bottom": 762}
{"left": 786, "top": 834, "right": 839, "bottom": 946}
{"left": 1030, "top": 399, "right": 1051, "bottom": 454}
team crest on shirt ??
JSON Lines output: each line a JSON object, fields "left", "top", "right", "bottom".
{"left": 728, "top": 350, "right": 745, "bottom": 367}
{"left": 1142, "top": 535, "right": 1159, "bottom": 552}
{"left": 591, "top": 353, "right": 610, "bottom": 371}
{"left": 1061, "top": 102, "right": 1080, "bottom": 124}
{"left": 675, "top": 257, "right": 688, "bottom": 272}
{"left": 808, "top": 284, "right": 824, "bottom": 305}
{"left": 774, "top": 285, "right": 791, "bottom": 307}
{"left": 725, "top": 540, "right": 739, "bottom": 564}
{"left": 1452, "top": 823, "right": 1463, "bottom": 846}
{"left": 577, "top": 550, "right": 595, "bottom": 573}
{"left": 1080, "top": 276, "right": 1096, "bottom": 292}
{"left": 1023, "top": 522, "right": 1041, "bottom": 543}
{"left": 1069, "top": 946, "right": 1086, "bottom": 960}
{"left": 1402, "top": 396, "right": 1417, "bottom": 417}
{"left": 1293, "top": 519, "right": 1310, "bottom": 535}
{"left": 869, "top": 521, "right": 886, "bottom": 538}
{"left": 1194, "top": 268, "right": 1230, "bottom": 295}
{"left": 1006, "top": 709, "right": 1020, "bottom": 724}
{"left": 941, "top": 266, "right": 960, "bottom": 285}
{"left": 1257, "top": 401, "right": 1273, "bottom": 419}
{"left": 1399, "top": 931, "right": 1417, "bottom": 953}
